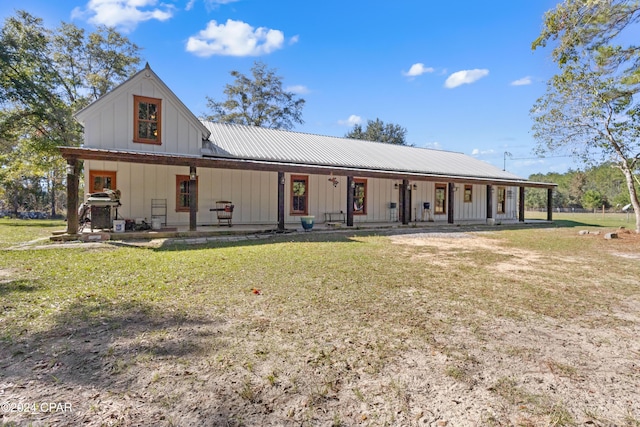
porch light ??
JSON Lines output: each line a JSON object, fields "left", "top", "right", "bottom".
{"left": 280, "top": 176, "right": 286, "bottom": 185}
{"left": 66, "top": 163, "right": 74, "bottom": 175}
{"left": 350, "top": 181, "right": 355, "bottom": 189}
{"left": 190, "top": 171, "right": 197, "bottom": 180}
{"left": 394, "top": 183, "right": 399, "bottom": 189}
{"left": 413, "top": 184, "right": 417, "bottom": 190}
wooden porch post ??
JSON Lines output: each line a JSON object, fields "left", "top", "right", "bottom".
{"left": 447, "top": 182, "right": 455, "bottom": 224}
{"left": 189, "top": 166, "right": 197, "bottom": 231}
{"left": 277, "top": 171, "right": 285, "bottom": 231}
{"left": 519, "top": 186, "right": 526, "bottom": 222}
{"left": 66, "top": 159, "right": 79, "bottom": 235}
{"left": 402, "top": 179, "right": 410, "bottom": 225}
{"left": 347, "top": 176, "right": 354, "bottom": 227}
{"left": 486, "top": 185, "right": 493, "bottom": 221}
{"left": 547, "top": 188, "right": 553, "bottom": 221}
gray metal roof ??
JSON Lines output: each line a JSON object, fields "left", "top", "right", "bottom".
{"left": 201, "top": 122, "right": 525, "bottom": 181}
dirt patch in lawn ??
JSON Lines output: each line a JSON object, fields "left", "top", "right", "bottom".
{"left": 1, "top": 230, "right": 639, "bottom": 426}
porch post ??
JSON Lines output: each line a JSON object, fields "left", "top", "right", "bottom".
{"left": 486, "top": 185, "right": 493, "bottom": 221}
{"left": 402, "top": 179, "right": 410, "bottom": 225}
{"left": 66, "top": 159, "right": 79, "bottom": 235}
{"left": 519, "top": 186, "right": 525, "bottom": 222}
{"left": 189, "top": 166, "right": 197, "bottom": 231}
{"left": 277, "top": 171, "right": 285, "bottom": 231}
{"left": 347, "top": 176, "right": 354, "bottom": 227}
{"left": 547, "top": 188, "right": 553, "bottom": 221}
{"left": 447, "top": 182, "right": 455, "bottom": 224}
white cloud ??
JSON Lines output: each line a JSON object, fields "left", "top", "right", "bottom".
{"left": 403, "top": 62, "right": 434, "bottom": 77}
{"left": 423, "top": 141, "right": 442, "bottom": 150}
{"left": 186, "top": 19, "right": 287, "bottom": 57}
{"left": 471, "top": 148, "right": 495, "bottom": 156}
{"left": 510, "top": 76, "right": 532, "bottom": 86}
{"left": 338, "top": 115, "right": 362, "bottom": 126}
{"left": 444, "top": 69, "right": 489, "bottom": 88}
{"left": 289, "top": 35, "right": 299, "bottom": 45}
{"left": 185, "top": 0, "right": 196, "bottom": 11}
{"left": 286, "top": 85, "right": 309, "bottom": 95}
{"left": 72, "top": 0, "right": 174, "bottom": 32}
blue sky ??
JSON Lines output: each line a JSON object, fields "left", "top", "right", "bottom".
{"left": 0, "top": 0, "right": 577, "bottom": 179}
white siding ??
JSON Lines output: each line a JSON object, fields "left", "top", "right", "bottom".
{"left": 80, "top": 74, "right": 205, "bottom": 156}
{"left": 83, "top": 163, "right": 515, "bottom": 226}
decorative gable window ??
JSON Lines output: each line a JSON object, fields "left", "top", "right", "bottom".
{"left": 134, "top": 95, "right": 161, "bottom": 144}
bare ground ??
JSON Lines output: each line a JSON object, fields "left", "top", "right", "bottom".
{"left": 1, "top": 230, "right": 639, "bottom": 426}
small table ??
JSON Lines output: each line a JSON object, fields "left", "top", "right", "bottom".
{"left": 324, "top": 212, "right": 346, "bottom": 223}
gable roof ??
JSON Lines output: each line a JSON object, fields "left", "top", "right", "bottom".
{"left": 74, "top": 64, "right": 211, "bottom": 139}
{"left": 201, "top": 121, "right": 524, "bottom": 182}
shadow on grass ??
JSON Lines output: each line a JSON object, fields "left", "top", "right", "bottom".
{"left": 0, "top": 279, "right": 41, "bottom": 296}
{"left": 550, "top": 219, "right": 606, "bottom": 228}
{"left": 0, "top": 297, "right": 224, "bottom": 393}
{"left": 148, "top": 222, "right": 565, "bottom": 252}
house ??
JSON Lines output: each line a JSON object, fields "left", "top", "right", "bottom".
{"left": 59, "top": 64, "right": 555, "bottom": 234}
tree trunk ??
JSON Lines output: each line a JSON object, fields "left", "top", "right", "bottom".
{"left": 621, "top": 165, "right": 640, "bottom": 233}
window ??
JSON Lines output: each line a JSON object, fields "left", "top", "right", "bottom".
{"left": 134, "top": 95, "right": 162, "bottom": 144}
{"left": 290, "top": 175, "right": 308, "bottom": 215}
{"left": 353, "top": 178, "right": 367, "bottom": 215}
{"left": 464, "top": 185, "right": 473, "bottom": 203}
{"left": 435, "top": 184, "right": 447, "bottom": 214}
{"left": 497, "top": 186, "right": 506, "bottom": 214}
{"left": 176, "top": 175, "right": 198, "bottom": 212}
{"left": 89, "top": 170, "right": 117, "bottom": 194}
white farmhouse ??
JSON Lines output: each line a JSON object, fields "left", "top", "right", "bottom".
{"left": 59, "top": 64, "right": 555, "bottom": 234}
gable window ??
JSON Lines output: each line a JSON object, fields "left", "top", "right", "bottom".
{"left": 464, "top": 185, "right": 473, "bottom": 203}
{"left": 435, "top": 183, "right": 447, "bottom": 214}
{"left": 89, "top": 170, "right": 117, "bottom": 194}
{"left": 134, "top": 95, "right": 162, "bottom": 144}
{"left": 497, "top": 186, "right": 506, "bottom": 214}
{"left": 353, "top": 178, "right": 367, "bottom": 215}
{"left": 291, "top": 175, "right": 308, "bottom": 215}
{"left": 176, "top": 175, "right": 198, "bottom": 212}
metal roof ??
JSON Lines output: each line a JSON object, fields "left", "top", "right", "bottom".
{"left": 202, "top": 122, "right": 525, "bottom": 182}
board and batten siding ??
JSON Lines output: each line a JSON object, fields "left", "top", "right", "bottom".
{"left": 84, "top": 163, "right": 514, "bottom": 225}
{"left": 80, "top": 76, "right": 205, "bottom": 156}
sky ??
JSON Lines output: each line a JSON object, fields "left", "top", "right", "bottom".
{"left": 0, "top": 0, "right": 579, "bottom": 179}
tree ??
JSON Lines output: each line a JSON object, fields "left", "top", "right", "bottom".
{"left": 581, "top": 190, "right": 605, "bottom": 211}
{"left": 345, "top": 118, "right": 409, "bottom": 146}
{"left": 205, "top": 61, "right": 305, "bottom": 130}
{"left": 532, "top": 0, "right": 640, "bottom": 232}
{"left": 0, "top": 11, "right": 141, "bottom": 216}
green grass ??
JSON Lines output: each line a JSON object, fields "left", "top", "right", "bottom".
{"left": 0, "top": 218, "right": 66, "bottom": 249}
{"left": 1, "top": 218, "right": 639, "bottom": 425}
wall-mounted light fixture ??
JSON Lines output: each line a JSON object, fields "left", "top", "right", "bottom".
{"left": 66, "top": 164, "right": 74, "bottom": 175}
{"left": 413, "top": 184, "right": 418, "bottom": 190}
{"left": 394, "top": 183, "right": 399, "bottom": 189}
{"left": 350, "top": 181, "right": 356, "bottom": 189}
{"left": 190, "top": 171, "right": 197, "bottom": 180}
{"left": 280, "top": 176, "right": 286, "bottom": 185}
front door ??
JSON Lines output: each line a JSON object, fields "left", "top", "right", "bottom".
{"left": 398, "top": 183, "right": 412, "bottom": 223}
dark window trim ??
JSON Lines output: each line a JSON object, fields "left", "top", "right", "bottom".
{"left": 290, "top": 175, "right": 309, "bottom": 215}
{"left": 435, "top": 183, "right": 447, "bottom": 214}
{"left": 133, "top": 95, "right": 162, "bottom": 145}
{"left": 353, "top": 178, "right": 367, "bottom": 215}
{"left": 88, "top": 170, "right": 117, "bottom": 194}
{"left": 175, "top": 175, "right": 198, "bottom": 213}
{"left": 464, "top": 184, "right": 473, "bottom": 203}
